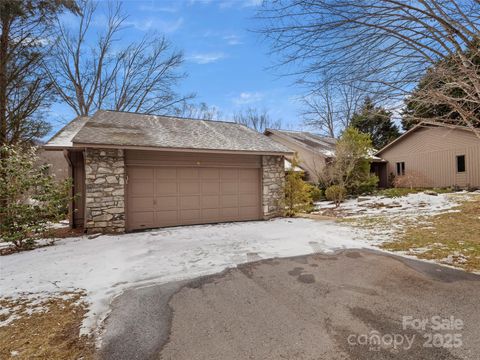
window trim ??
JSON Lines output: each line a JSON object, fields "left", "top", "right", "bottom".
{"left": 456, "top": 155, "right": 466, "bottom": 173}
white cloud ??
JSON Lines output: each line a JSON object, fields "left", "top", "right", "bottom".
{"left": 138, "top": 4, "right": 179, "bottom": 13}
{"left": 223, "top": 34, "right": 243, "bottom": 45}
{"left": 219, "top": 0, "right": 263, "bottom": 9}
{"left": 124, "top": 17, "right": 184, "bottom": 33}
{"left": 233, "top": 91, "right": 264, "bottom": 105}
{"left": 188, "top": 52, "right": 226, "bottom": 64}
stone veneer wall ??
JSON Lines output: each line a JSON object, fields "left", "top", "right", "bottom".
{"left": 262, "top": 155, "right": 285, "bottom": 219}
{"left": 84, "top": 148, "right": 125, "bottom": 233}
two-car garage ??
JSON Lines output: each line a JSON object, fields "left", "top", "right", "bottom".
{"left": 47, "top": 110, "right": 290, "bottom": 233}
{"left": 126, "top": 150, "right": 262, "bottom": 231}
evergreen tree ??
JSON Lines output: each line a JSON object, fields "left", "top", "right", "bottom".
{"left": 402, "top": 42, "right": 480, "bottom": 131}
{"left": 350, "top": 98, "right": 400, "bottom": 149}
{"left": 0, "top": 0, "right": 79, "bottom": 147}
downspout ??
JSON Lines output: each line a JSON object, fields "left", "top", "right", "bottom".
{"left": 63, "top": 150, "right": 74, "bottom": 228}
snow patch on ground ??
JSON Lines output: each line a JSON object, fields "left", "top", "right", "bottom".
{"left": 316, "top": 191, "right": 471, "bottom": 218}
{"left": 315, "top": 191, "right": 478, "bottom": 243}
{"left": 0, "top": 218, "right": 371, "bottom": 334}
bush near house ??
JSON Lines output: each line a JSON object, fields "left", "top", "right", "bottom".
{"left": 0, "top": 146, "right": 72, "bottom": 250}
{"left": 320, "top": 127, "right": 379, "bottom": 200}
{"left": 283, "top": 157, "right": 318, "bottom": 216}
{"left": 325, "top": 185, "right": 347, "bottom": 207}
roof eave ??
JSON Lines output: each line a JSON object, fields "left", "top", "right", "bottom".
{"left": 72, "top": 142, "right": 293, "bottom": 156}
{"left": 265, "top": 129, "right": 329, "bottom": 155}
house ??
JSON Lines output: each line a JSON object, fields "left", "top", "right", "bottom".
{"left": 264, "top": 129, "right": 336, "bottom": 183}
{"left": 375, "top": 122, "right": 480, "bottom": 188}
{"left": 44, "top": 110, "right": 292, "bottom": 233}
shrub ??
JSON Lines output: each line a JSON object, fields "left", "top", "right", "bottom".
{"left": 308, "top": 184, "right": 323, "bottom": 202}
{"left": 320, "top": 127, "right": 378, "bottom": 195}
{"left": 283, "top": 156, "right": 314, "bottom": 216}
{"left": 325, "top": 185, "right": 347, "bottom": 207}
{"left": 0, "top": 146, "right": 72, "bottom": 249}
{"left": 393, "top": 170, "right": 429, "bottom": 189}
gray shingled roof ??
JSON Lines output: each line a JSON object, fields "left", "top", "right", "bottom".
{"left": 44, "top": 116, "right": 90, "bottom": 149}
{"left": 46, "top": 110, "right": 291, "bottom": 154}
{"left": 266, "top": 129, "right": 336, "bottom": 156}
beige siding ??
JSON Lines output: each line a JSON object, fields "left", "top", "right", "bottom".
{"left": 37, "top": 149, "right": 69, "bottom": 181}
{"left": 266, "top": 133, "right": 326, "bottom": 183}
{"left": 380, "top": 127, "right": 480, "bottom": 187}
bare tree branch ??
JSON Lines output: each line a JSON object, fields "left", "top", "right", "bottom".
{"left": 258, "top": 0, "right": 480, "bottom": 138}
{"left": 234, "top": 107, "right": 282, "bottom": 132}
{"left": 45, "top": 0, "right": 192, "bottom": 117}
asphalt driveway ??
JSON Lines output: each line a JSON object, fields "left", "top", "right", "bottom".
{"left": 99, "top": 249, "right": 480, "bottom": 360}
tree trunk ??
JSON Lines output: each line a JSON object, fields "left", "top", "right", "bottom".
{"left": 0, "top": 16, "right": 10, "bottom": 149}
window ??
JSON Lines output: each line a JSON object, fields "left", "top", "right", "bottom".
{"left": 456, "top": 155, "right": 466, "bottom": 173}
{"left": 396, "top": 162, "right": 405, "bottom": 176}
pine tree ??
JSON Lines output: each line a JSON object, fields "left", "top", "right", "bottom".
{"left": 350, "top": 98, "right": 400, "bottom": 149}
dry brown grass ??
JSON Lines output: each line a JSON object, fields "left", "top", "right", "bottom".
{"left": 0, "top": 292, "right": 95, "bottom": 360}
{"left": 381, "top": 196, "right": 480, "bottom": 271}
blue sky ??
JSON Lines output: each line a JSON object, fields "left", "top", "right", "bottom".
{"left": 48, "top": 0, "right": 303, "bottom": 137}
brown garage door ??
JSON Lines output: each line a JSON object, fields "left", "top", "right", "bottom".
{"left": 127, "top": 165, "right": 261, "bottom": 230}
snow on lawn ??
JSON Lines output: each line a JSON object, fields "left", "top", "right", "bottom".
{"left": 316, "top": 191, "right": 473, "bottom": 218}
{"left": 315, "top": 191, "right": 479, "bottom": 242}
{"left": 0, "top": 218, "right": 371, "bottom": 335}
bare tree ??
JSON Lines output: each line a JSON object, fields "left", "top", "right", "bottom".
{"left": 174, "top": 102, "right": 221, "bottom": 120}
{"left": 302, "top": 81, "right": 366, "bottom": 137}
{"left": 258, "top": 0, "right": 480, "bottom": 138}
{"left": 46, "top": 1, "right": 191, "bottom": 117}
{"left": 233, "top": 107, "right": 281, "bottom": 132}
{"left": 0, "top": 0, "right": 78, "bottom": 147}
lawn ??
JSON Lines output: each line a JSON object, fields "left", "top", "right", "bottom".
{"left": 381, "top": 195, "right": 480, "bottom": 271}
{"left": 316, "top": 191, "right": 480, "bottom": 271}
{"left": 0, "top": 292, "right": 94, "bottom": 360}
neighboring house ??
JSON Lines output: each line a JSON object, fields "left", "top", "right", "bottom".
{"left": 376, "top": 122, "right": 480, "bottom": 188}
{"left": 264, "top": 129, "right": 336, "bottom": 183}
{"left": 44, "top": 110, "right": 292, "bottom": 233}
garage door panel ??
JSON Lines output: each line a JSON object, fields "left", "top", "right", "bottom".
{"left": 129, "top": 167, "right": 154, "bottom": 180}
{"left": 239, "top": 168, "right": 258, "bottom": 180}
{"left": 180, "top": 195, "right": 200, "bottom": 210}
{"left": 130, "top": 181, "right": 154, "bottom": 196}
{"left": 155, "top": 210, "right": 178, "bottom": 225}
{"left": 156, "top": 196, "right": 177, "bottom": 210}
{"left": 180, "top": 209, "right": 201, "bottom": 221}
{"left": 239, "top": 181, "right": 257, "bottom": 194}
{"left": 221, "top": 169, "right": 238, "bottom": 179}
{"left": 202, "top": 182, "right": 220, "bottom": 194}
{"left": 239, "top": 194, "right": 258, "bottom": 207}
{"left": 178, "top": 168, "right": 199, "bottom": 179}
{"left": 222, "top": 195, "right": 238, "bottom": 207}
{"left": 202, "top": 195, "right": 220, "bottom": 208}
{"left": 239, "top": 206, "right": 258, "bottom": 219}
{"left": 179, "top": 181, "right": 200, "bottom": 194}
{"left": 202, "top": 208, "right": 220, "bottom": 220}
{"left": 128, "top": 164, "right": 260, "bottom": 231}
{"left": 222, "top": 207, "right": 239, "bottom": 218}
{"left": 155, "top": 182, "right": 177, "bottom": 195}
{"left": 129, "top": 211, "right": 155, "bottom": 229}
{"left": 155, "top": 168, "right": 177, "bottom": 179}
{"left": 129, "top": 197, "right": 154, "bottom": 211}
{"left": 200, "top": 168, "right": 219, "bottom": 179}
{"left": 221, "top": 182, "right": 238, "bottom": 194}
